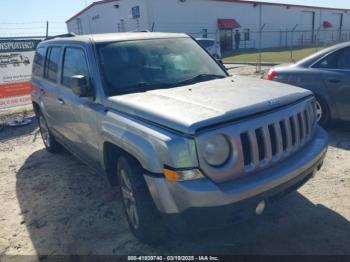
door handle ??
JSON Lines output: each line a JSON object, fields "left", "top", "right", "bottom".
{"left": 328, "top": 79, "right": 340, "bottom": 83}
{"left": 57, "top": 98, "right": 65, "bottom": 105}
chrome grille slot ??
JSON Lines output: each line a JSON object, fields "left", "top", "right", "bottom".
{"left": 280, "top": 120, "right": 288, "bottom": 152}
{"left": 297, "top": 112, "right": 304, "bottom": 142}
{"left": 289, "top": 116, "right": 296, "bottom": 146}
{"left": 268, "top": 124, "right": 277, "bottom": 156}
{"left": 304, "top": 109, "right": 310, "bottom": 136}
{"left": 255, "top": 128, "right": 265, "bottom": 161}
{"left": 240, "top": 132, "right": 252, "bottom": 166}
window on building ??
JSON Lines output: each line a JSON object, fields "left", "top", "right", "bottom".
{"left": 244, "top": 29, "right": 250, "bottom": 41}
{"left": 44, "top": 47, "right": 61, "bottom": 83}
{"left": 33, "top": 47, "right": 46, "bottom": 77}
{"left": 62, "top": 47, "right": 90, "bottom": 88}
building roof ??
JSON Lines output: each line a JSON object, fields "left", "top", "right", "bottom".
{"left": 66, "top": 0, "right": 350, "bottom": 23}
{"left": 211, "top": 0, "right": 350, "bottom": 12}
{"left": 40, "top": 32, "right": 189, "bottom": 44}
{"left": 66, "top": 0, "right": 119, "bottom": 23}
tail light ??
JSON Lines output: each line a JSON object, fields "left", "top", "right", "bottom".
{"left": 266, "top": 68, "right": 277, "bottom": 80}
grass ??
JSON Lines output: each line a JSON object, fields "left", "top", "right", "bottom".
{"left": 223, "top": 46, "right": 324, "bottom": 64}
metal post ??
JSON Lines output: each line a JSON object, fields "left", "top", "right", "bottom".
{"left": 257, "top": 3, "right": 263, "bottom": 72}
{"left": 290, "top": 24, "right": 298, "bottom": 62}
{"left": 316, "top": 25, "right": 322, "bottom": 51}
{"left": 46, "top": 21, "right": 49, "bottom": 38}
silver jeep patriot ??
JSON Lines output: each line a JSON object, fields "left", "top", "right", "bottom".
{"left": 31, "top": 32, "right": 328, "bottom": 243}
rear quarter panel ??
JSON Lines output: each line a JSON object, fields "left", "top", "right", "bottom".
{"left": 274, "top": 67, "right": 339, "bottom": 119}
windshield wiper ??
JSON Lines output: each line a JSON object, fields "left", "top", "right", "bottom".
{"left": 173, "top": 74, "right": 226, "bottom": 86}
{"left": 110, "top": 74, "right": 226, "bottom": 95}
{"left": 112, "top": 82, "right": 175, "bottom": 95}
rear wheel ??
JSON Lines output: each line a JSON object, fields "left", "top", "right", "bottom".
{"left": 315, "top": 96, "right": 330, "bottom": 126}
{"left": 117, "top": 155, "right": 165, "bottom": 243}
{"left": 37, "top": 111, "right": 62, "bottom": 153}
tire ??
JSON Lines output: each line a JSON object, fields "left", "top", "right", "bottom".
{"left": 37, "top": 111, "right": 62, "bottom": 153}
{"left": 117, "top": 155, "right": 165, "bottom": 243}
{"left": 315, "top": 96, "right": 330, "bottom": 127}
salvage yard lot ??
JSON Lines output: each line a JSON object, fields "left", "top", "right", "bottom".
{"left": 0, "top": 66, "right": 350, "bottom": 257}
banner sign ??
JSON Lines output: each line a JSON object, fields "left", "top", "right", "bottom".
{"left": 131, "top": 6, "right": 140, "bottom": 19}
{"left": 0, "top": 39, "right": 41, "bottom": 110}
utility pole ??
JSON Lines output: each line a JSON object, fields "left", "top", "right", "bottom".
{"left": 290, "top": 24, "right": 298, "bottom": 62}
{"left": 46, "top": 21, "right": 49, "bottom": 38}
{"left": 257, "top": 2, "right": 263, "bottom": 73}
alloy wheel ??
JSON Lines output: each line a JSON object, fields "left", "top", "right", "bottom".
{"left": 315, "top": 100, "right": 323, "bottom": 123}
{"left": 120, "top": 169, "right": 140, "bottom": 229}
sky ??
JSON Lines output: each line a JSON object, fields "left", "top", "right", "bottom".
{"left": 1, "top": 0, "right": 350, "bottom": 37}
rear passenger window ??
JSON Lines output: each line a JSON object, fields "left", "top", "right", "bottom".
{"left": 44, "top": 47, "right": 61, "bottom": 83}
{"left": 62, "top": 48, "right": 89, "bottom": 87}
{"left": 314, "top": 47, "right": 350, "bottom": 70}
{"left": 33, "top": 47, "right": 46, "bottom": 77}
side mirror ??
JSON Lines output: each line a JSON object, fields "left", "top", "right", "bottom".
{"left": 70, "top": 75, "right": 92, "bottom": 97}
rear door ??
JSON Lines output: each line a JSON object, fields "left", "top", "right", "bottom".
{"left": 313, "top": 47, "right": 350, "bottom": 120}
{"left": 34, "top": 46, "right": 63, "bottom": 135}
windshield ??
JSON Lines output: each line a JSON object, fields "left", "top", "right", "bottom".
{"left": 97, "top": 37, "right": 227, "bottom": 96}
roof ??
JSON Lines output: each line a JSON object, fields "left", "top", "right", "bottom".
{"left": 40, "top": 32, "right": 189, "bottom": 45}
{"left": 66, "top": 0, "right": 350, "bottom": 23}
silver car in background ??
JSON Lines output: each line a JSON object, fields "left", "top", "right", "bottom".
{"left": 267, "top": 42, "right": 350, "bottom": 126}
{"left": 196, "top": 38, "right": 221, "bottom": 59}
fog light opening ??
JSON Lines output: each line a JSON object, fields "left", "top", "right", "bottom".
{"left": 256, "top": 200, "right": 266, "bottom": 215}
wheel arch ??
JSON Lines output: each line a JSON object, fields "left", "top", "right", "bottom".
{"left": 103, "top": 141, "right": 146, "bottom": 186}
{"left": 32, "top": 101, "right": 41, "bottom": 116}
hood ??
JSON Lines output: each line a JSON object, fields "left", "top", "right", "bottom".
{"left": 107, "top": 76, "right": 312, "bottom": 135}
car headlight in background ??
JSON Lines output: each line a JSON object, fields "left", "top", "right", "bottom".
{"left": 202, "top": 134, "right": 231, "bottom": 167}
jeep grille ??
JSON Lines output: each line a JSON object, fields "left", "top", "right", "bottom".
{"left": 240, "top": 101, "right": 316, "bottom": 171}
{"left": 196, "top": 97, "right": 317, "bottom": 183}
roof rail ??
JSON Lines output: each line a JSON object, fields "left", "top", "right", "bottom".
{"left": 44, "top": 33, "right": 76, "bottom": 41}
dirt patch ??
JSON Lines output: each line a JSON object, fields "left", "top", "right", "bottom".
{"left": 0, "top": 67, "right": 349, "bottom": 257}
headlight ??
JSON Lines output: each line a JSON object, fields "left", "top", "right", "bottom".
{"left": 201, "top": 134, "right": 231, "bottom": 167}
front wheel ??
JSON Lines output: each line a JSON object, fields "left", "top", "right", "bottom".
{"left": 117, "top": 155, "right": 165, "bottom": 243}
{"left": 315, "top": 96, "right": 330, "bottom": 126}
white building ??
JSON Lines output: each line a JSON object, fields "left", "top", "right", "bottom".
{"left": 66, "top": 0, "right": 350, "bottom": 51}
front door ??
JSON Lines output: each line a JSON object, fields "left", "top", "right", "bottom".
{"left": 220, "top": 29, "right": 233, "bottom": 52}
{"left": 57, "top": 46, "right": 102, "bottom": 167}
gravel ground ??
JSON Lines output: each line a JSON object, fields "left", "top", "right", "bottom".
{"left": 0, "top": 66, "right": 349, "bottom": 258}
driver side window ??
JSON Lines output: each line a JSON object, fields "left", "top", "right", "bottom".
{"left": 62, "top": 47, "right": 90, "bottom": 88}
